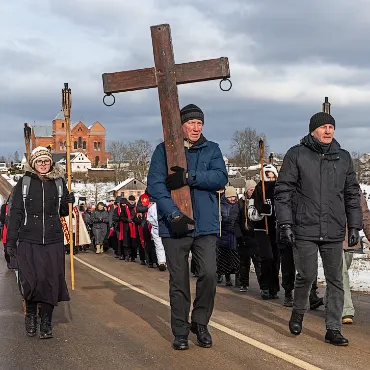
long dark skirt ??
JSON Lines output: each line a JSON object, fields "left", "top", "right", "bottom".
{"left": 17, "top": 241, "right": 70, "bottom": 306}
{"left": 216, "top": 246, "right": 240, "bottom": 275}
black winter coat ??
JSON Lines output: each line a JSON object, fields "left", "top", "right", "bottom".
{"left": 7, "top": 165, "right": 69, "bottom": 245}
{"left": 216, "top": 197, "right": 239, "bottom": 250}
{"left": 274, "top": 134, "right": 362, "bottom": 242}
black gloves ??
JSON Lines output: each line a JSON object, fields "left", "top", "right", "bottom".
{"left": 279, "top": 224, "right": 295, "bottom": 247}
{"left": 260, "top": 204, "right": 272, "bottom": 215}
{"left": 65, "top": 192, "right": 75, "bottom": 204}
{"left": 166, "top": 166, "right": 188, "bottom": 190}
{"left": 6, "top": 240, "right": 17, "bottom": 258}
{"left": 170, "top": 214, "right": 195, "bottom": 238}
{"left": 348, "top": 228, "right": 360, "bottom": 248}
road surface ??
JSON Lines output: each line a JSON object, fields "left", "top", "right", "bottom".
{"left": 1, "top": 249, "right": 370, "bottom": 370}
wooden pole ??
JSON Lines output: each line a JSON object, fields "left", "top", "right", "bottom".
{"left": 62, "top": 83, "right": 75, "bottom": 291}
{"left": 259, "top": 138, "right": 269, "bottom": 234}
{"left": 322, "top": 96, "right": 331, "bottom": 114}
{"left": 269, "top": 152, "right": 274, "bottom": 165}
{"left": 24, "top": 123, "right": 31, "bottom": 162}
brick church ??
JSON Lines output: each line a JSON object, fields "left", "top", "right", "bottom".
{"left": 32, "top": 111, "right": 111, "bottom": 167}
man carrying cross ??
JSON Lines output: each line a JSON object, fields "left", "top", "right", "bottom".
{"left": 147, "top": 104, "right": 228, "bottom": 350}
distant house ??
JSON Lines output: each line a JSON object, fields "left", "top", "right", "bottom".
{"left": 107, "top": 178, "right": 146, "bottom": 200}
{"left": 53, "top": 152, "right": 92, "bottom": 173}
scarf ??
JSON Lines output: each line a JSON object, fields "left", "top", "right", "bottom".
{"left": 2, "top": 205, "right": 8, "bottom": 244}
{"left": 125, "top": 205, "right": 137, "bottom": 238}
{"left": 117, "top": 206, "right": 124, "bottom": 241}
{"left": 310, "top": 135, "right": 331, "bottom": 153}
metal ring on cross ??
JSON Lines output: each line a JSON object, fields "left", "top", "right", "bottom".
{"left": 219, "top": 78, "right": 232, "bottom": 92}
{"left": 103, "top": 94, "right": 115, "bottom": 107}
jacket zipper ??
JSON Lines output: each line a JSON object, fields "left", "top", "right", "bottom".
{"left": 42, "top": 182, "right": 45, "bottom": 244}
{"left": 319, "top": 154, "right": 323, "bottom": 240}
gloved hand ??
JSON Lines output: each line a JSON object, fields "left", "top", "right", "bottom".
{"left": 65, "top": 192, "right": 75, "bottom": 204}
{"left": 166, "top": 166, "right": 188, "bottom": 190}
{"left": 279, "top": 224, "right": 295, "bottom": 247}
{"left": 170, "top": 214, "right": 195, "bottom": 238}
{"left": 348, "top": 228, "right": 360, "bottom": 248}
{"left": 6, "top": 240, "right": 17, "bottom": 258}
{"left": 260, "top": 204, "right": 272, "bottom": 215}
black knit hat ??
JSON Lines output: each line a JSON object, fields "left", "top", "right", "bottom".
{"left": 180, "top": 104, "right": 204, "bottom": 125}
{"left": 309, "top": 112, "right": 335, "bottom": 133}
{"left": 128, "top": 195, "right": 136, "bottom": 201}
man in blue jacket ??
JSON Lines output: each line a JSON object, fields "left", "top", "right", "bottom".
{"left": 147, "top": 104, "right": 228, "bottom": 350}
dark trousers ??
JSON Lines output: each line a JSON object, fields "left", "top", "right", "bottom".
{"left": 293, "top": 240, "right": 344, "bottom": 330}
{"left": 163, "top": 235, "right": 217, "bottom": 336}
{"left": 239, "top": 253, "right": 261, "bottom": 287}
{"left": 255, "top": 231, "right": 280, "bottom": 294}
{"left": 27, "top": 301, "right": 54, "bottom": 319}
{"left": 280, "top": 245, "right": 319, "bottom": 296}
{"left": 145, "top": 239, "right": 157, "bottom": 265}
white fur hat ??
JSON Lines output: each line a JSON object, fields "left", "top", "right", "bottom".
{"left": 263, "top": 164, "right": 278, "bottom": 181}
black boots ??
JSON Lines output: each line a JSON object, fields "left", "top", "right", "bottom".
{"left": 309, "top": 289, "right": 324, "bottom": 310}
{"left": 25, "top": 302, "right": 38, "bottom": 337}
{"left": 39, "top": 313, "right": 53, "bottom": 339}
{"left": 191, "top": 323, "right": 212, "bottom": 348}
{"left": 289, "top": 310, "right": 304, "bottom": 335}
{"left": 325, "top": 330, "right": 349, "bottom": 346}
{"left": 172, "top": 336, "right": 189, "bottom": 350}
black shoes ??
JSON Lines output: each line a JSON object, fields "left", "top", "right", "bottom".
{"left": 39, "top": 313, "right": 53, "bottom": 339}
{"left": 25, "top": 314, "right": 38, "bottom": 337}
{"left": 191, "top": 323, "right": 212, "bottom": 348}
{"left": 309, "top": 290, "right": 324, "bottom": 310}
{"left": 260, "top": 289, "right": 270, "bottom": 300}
{"left": 289, "top": 310, "right": 304, "bottom": 335}
{"left": 172, "top": 336, "right": 189, "bottom": 350}
{"left": 158, "top": 263, "right": 167, "bottom": 271}
{"left": 325, "top": 330, "right": 349, "bottom": 346}
{"left": 25, "top": 302, "right": 38, "bottom": 337}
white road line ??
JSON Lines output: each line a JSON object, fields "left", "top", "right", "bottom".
{"left": 74, "top": 257, "right": 323, "bottom": 370}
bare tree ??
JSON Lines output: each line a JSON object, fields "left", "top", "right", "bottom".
{"left": 230, "top": 128, "right": 269, "bottom": 168}
{"left": 108, "top": 141, "right": 126, "bottom": 164}
{"left": 123, "top": 140, "right": 153, "bottom": 182}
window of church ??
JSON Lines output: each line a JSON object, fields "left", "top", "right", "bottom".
{"left": 59, "top": 142, "right": 63, "bottom": 151}
{"left": 83, "top": 141, "right": 86, "bottom": 150}
{"left": 98, "top": 142, "right": 101, "bottom": 151}
{"left": 62, "top": 122, "right": 64, "bottom": 129}
{"left": 74, "top": 141, "right": 78, "bottom": 150}
{"left": 78, "top": 137, "right": 82, "bottom": 148}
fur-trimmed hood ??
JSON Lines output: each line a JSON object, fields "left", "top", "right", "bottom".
{"left": 23, "top": 162, "right": 66, "bottom": 180}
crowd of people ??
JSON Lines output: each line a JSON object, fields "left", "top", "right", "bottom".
{"left": 1, "top": 104, "right": 369, "bottom": 352}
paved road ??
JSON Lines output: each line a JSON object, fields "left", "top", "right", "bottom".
{"left": 1, "top": 250, "right": 370, "bottom": 370}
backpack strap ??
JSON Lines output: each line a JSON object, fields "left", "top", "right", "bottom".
{"left": 55, "top": 178, "right": 64, "bottom": 213}
{"left": 22, "top": 175, "right": 31, "bottom": 226}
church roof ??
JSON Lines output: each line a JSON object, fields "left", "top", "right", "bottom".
{"left": 33, "top": 125, "right": 52, "bottom": 137}
{"left": 54, "top": 111, "right": 65, "bottom": 120}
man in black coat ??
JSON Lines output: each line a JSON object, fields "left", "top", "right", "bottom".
{"left": 274, "top": 112, "right": 362, "bottom": 346}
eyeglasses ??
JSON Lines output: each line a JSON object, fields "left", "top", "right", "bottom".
{"left": 35, "top": 159, "right": 51, "bottom": 165}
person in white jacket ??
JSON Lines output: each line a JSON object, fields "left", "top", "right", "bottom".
{"left": 147, "top": 202, "right": 167, "bottom": 271}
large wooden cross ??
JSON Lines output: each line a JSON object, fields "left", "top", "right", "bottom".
{"left": 102, "top": 23, "right": 230, "bottom": 219}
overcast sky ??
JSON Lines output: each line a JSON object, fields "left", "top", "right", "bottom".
{"left": 1, "top": 0, "right": 370, "bottom": 158}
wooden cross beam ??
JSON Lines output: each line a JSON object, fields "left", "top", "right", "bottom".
{"left": 102, "top": 23, "right": 230, "bottom": 219}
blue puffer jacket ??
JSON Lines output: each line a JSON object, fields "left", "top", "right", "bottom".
{"left": 147, "top": 136, "right": 228, "bottom": 238}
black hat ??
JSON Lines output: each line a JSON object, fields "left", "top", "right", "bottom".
{"left": 120, "top": 197, "right": 127, "bottom": 204}
{"left": 128, "top": 195, "right": 136, "bottom": 201}
{"left": 180, "top": 104, "right": 204, "bottom": 125}
{"left": 309, "top": 112, "right": 335, "bottom": 133}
